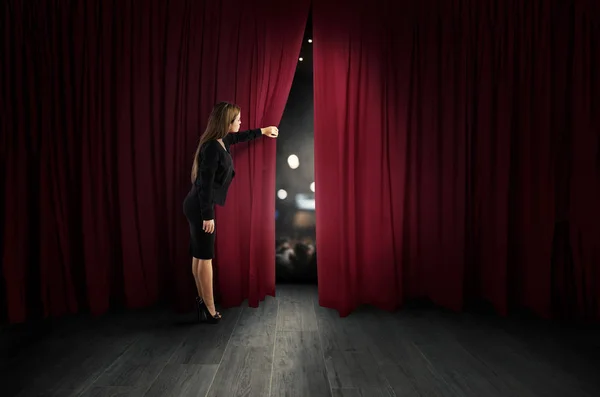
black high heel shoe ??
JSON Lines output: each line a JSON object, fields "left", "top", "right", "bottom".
{"left": 198, "top": 300, "right": 221, "bottom": 324}
{"left": 196, "top": 296, "right": 221, "bottom": 321}
{"left": 195, "top": 296, "right": 207, "bottom": 322}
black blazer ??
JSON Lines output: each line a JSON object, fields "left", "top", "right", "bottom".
{"left": 194, "top": 128, "right": 262, "bottom": 220}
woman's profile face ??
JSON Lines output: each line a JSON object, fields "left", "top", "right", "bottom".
{"left": 229, "top": 112, "right": 241, "bottom": 133}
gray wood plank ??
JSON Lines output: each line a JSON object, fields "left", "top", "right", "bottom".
{"left": 205, "top": 346, "right": 273, "bottom": 397}
{"left": 314, "top": 305, "right": 411, "bottom": 395}
{"left": 205, "top": 298, "right": 279, "bottom": 396}
{"left": 275, "top": 285, "right": 319, "bottom": 331}
{"left": 330, "top": 387, "right": 394, "bottom": 397}
{"left": 92, "top": 325, "right": 191, "bottom": 388}
{"left": 324, "top": 349, "right": 392, "bottom": 391}
{"left": 15, "top": 335, "right": 137, "bottom": 396}
{"left": 93, "top": 362, "right": 166, "bottom": 389}
{"left": 271, "top": 331, "right": 331, "bottom": 397}
{"left": 491, "top": 316, "right": 600, "bottom": 397}
{"left": 314, "top": 305, "right": 373, "bottom": 354}
{"left": 355, "top": 310, "right": 461, "bottom": 397}
{"left": 381, "top": 312, "right": 500, "bottom": 397}
{"left": 78, "top": 386, "right": 147, "bottom": 397}
{"left": 376, "top": 365, "right": 425, "bottom": 397}
{"left": 228, "top": 297, "right": 279, "bottom": 348}
{"left": 276, "top": 284, "right": 318, "bottom": 302}
{"left": 168, "top": 307, "right": 242, "bottom": 364}
{"left": 438, "top": 312, "right": 594, "bottom": 397}
{"left": 144, "top": 364, "right": 218, "bottom": 397}
{"left": 279, "top": 300, "right": 318, "bottom": 331}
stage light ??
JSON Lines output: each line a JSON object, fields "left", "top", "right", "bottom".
{"left": 310, "top": 182, "right": 315, "bottom": 192}
{"left": 299, "top": 57, "right": 304, "bottom": 62}
{"left": 295, "top": 193, "right": 315, "bottom": 211}
{"left": 277, "top": 189, "right": 288, "bottom": 200}
{"left": 308, "top": 39, "right": 313, "bottom": 43}
{"left": 287, "top": 154, "right": 299, "bottom": 169}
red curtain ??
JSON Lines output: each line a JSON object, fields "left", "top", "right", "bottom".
{"left": 313, "top": 0, "right": 600, "bottom": 320}
{"left": 1, "top": 0, "right": 309, "bottom": 325}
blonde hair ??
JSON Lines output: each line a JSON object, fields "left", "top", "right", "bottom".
{"left": 191, "top": 102, "right": 240, "bottom": 182}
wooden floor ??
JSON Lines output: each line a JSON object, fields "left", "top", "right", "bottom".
{"left": 1, "top": 284, "right": 599, "bottom": 397}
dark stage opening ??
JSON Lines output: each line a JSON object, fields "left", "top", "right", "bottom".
{"left": 275, "top": 12, "right": 317, "bottom": 285}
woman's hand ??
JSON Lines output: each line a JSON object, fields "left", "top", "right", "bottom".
{"left": 203, "top": 219, "right": 215, "bottom": 234}
{"left": 261, "top": 126, "right": 279, "bottom": 138}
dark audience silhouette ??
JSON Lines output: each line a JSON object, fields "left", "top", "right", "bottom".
{"left": 276, "top": 238, "right": 317, "bottom": 283}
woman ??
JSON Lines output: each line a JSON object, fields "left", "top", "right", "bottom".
{"left": 183, "top": 102, "right": 279, "bottom": 323}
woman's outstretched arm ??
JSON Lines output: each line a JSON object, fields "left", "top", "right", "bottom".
{"left": 223, "top": 128, "right": 262, "bottom": 146}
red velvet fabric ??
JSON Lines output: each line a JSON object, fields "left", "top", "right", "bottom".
{"left": 313, "top": 0, "right": 600, "bottom": 320}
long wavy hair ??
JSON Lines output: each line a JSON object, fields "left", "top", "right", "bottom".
{"left": 190, "top": 102, "right": 241, "bottom": 182}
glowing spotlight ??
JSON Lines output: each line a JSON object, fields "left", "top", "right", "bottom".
{"left": 308, "top": 39, "right": 313, "bottom": 43}
{"left": 277, "top": 189, "right": 288, "bottom": 200}
{"left": 310, "top": 182, "right": 315, "bottom": 192}
{"left": 287, "top": 154, "right": 300, "bottom": 169}
{"left": 299, "top": 57, "right": 304, "bottom": 62}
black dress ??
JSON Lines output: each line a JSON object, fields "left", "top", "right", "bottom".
{"left": 183, "top": 129, "right": 262, "bottom": 259}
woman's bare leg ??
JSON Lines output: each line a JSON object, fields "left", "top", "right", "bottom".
{"left": 191, "top": 258, "right": 203, "bottom": 298}
{"left": 199, "top": 259, "right": 220, "bottom": 317}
